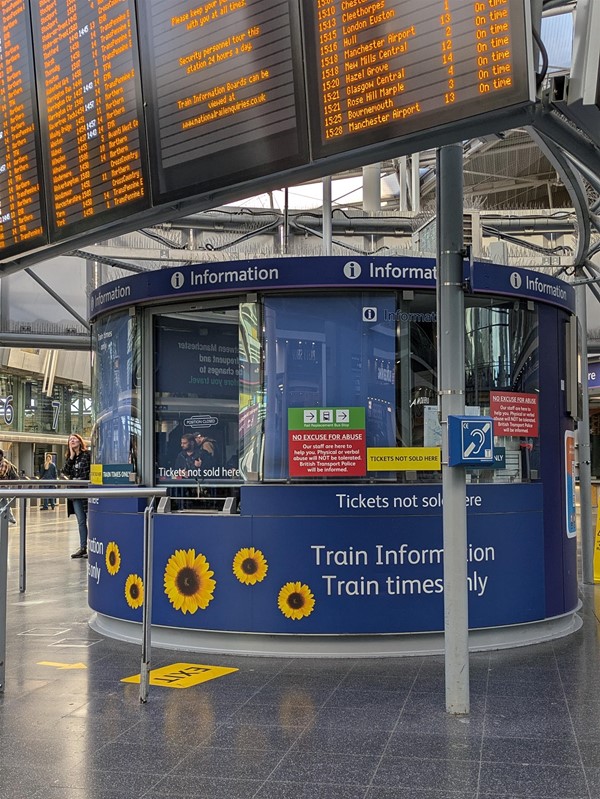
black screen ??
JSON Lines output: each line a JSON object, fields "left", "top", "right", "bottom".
{"left": 138, "top": 0, "right": 309, "bottom": 202}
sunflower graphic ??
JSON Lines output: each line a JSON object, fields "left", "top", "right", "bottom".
{"left": 232, "top": 547, "right": 268, "bottom": 585}
{"left": 125, "top": 574, "right": 144, "bottom": 609}
{"left": 105, "top": 542, "right": 121, "bottom": 575}
{"left": 277, "top": 581, "right": 315, "bottom": 620}
{"left": 164, "top": 549, "right": 216, "bottom": 614}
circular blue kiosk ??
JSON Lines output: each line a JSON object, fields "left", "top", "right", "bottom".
{"left": 87, "top": 256, "right": 581, "bottom": 655}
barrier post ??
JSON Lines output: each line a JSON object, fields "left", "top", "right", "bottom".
{"left": 0, "top": 502, "right": 10, "bottom": 692}
{"left": 140, "top": 499, "right": 155, "bottom": 703}
{"left": 19, "top": 497, "right": 26, "bottom": 593}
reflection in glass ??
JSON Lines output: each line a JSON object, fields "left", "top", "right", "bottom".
{"left": 91, "top": 310, "right": 140, "bottom": 471}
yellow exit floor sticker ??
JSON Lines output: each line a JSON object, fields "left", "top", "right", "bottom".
{"left": 121, "top": 662, "right": 238, "bottom": 688}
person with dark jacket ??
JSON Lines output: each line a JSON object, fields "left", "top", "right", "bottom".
{"left": 62, "top": 434, "right": 91, "bottom": 559}
{"left": 0, "top": 449, "right": 18, "bottom": 523}
{"left": 39, "top": 453, "right": 58, "bottom": 510}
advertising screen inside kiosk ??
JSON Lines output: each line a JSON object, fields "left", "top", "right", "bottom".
{"left": 137, "top": 0, "right": 308, "bottom": 201}
{"left": 0, "top": 0, "right": 47, "bottom": 258}
{"left": 303, "top": 0, "right": 532, "bottom": 158}
{"left": 30, "top": 0, "right": 149, "bottom": 239}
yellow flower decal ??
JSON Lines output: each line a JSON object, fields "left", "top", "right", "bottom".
{"left": 164, "top": 549, "right": 216, "bottom": 614}
{"left": 232, "top": 547, "right": 268, "bottom": 585}
{"left": 105, "top": 542, "right": 121, "bottom": 575}
{"left": 125, "top": 574, "right": 144, "bottom": 609}
{"left": 278, "top": 581, "right": 315, "bottom": 620}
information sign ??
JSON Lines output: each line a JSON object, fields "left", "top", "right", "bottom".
{"left": 31, "top": 0, "right": 149, "bottom": 238}
{"left": 0, "top": 0, "right": 46, "bottom": 257}
{"left": 288, "top": 406, "right": 366, "bottom": 477}
{"left": 138, "top": 0, "right": 308, "bottom": 201}
{"left": 490, "top": 390, "right": 539, "bottom": 437}
{"left": 303, "top": 0, "right": 532, "bottom": 158}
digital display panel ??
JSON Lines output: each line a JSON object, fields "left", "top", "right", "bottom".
{"left": 0, "top": 0, "right": 47, "bottom": 256}
{"left": 31, "top": 0, "right": 149, "bottom": 239}
{"left": 138, "top": 0, "right": 308, "bottom": 201}
{"left": 303, "top": 0, "right": 532, "bottom": 158}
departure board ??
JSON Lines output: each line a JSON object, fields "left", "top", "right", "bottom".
{"left": 31, "top": 0, "right": 149, "bottom": 239}
{"left": 138, "top": 0, "right": 308, "bottom": 201}
{"left": 303, "top": 0, "right": 532, "bottom": 158}
{"left": 0, "top": 1, "right": 46, "bottom": 257}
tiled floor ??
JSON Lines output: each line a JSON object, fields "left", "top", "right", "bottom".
{"left": 2, "top": 504, "right": 600, "bottom": 798}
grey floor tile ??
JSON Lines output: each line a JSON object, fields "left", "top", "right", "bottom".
{"left": 480, "top": 735, "right": 581, "bottom": 766}
{"left": 174, "top": 746, "right": 285, "bottom": 780}
{"left": 582, "top": 765, "right": 600, "bottom": 795}
{"left": 269, "top": 751, "right": 379, "bottom": 786}
{"left": 371, "top": 755, "right": 480, "bottom": 792}
{"left": 313, "top": 705, "right": 401, "bottom": 729}
{"left": 294, "top": 726, "right": 391, "bottom": 755}
{"left": 259, "top": 783, "right": 368, "bottom": 799}
{"left": 478, "top": 761, "right": 589, "bottom": 797}
{"left": 365, "top": 791, "right": 476, "bottom": 799}
{"left": 145, "top": 776, "right": 263, "bottom": 798}
{"left": 385, "top": 731, "right": 482, "bottom": 761}
{"left": 227, "top": 701, "right": 319, "bottom": 727}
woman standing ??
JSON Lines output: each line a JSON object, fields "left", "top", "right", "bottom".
{"left": 62, "top": 434, "right": 91, "bottom": 559}
{"left": 39, "top": 453, "right": 58, "bottom": 510}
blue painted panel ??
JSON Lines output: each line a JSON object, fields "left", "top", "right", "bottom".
{"left": 88, "top": 483, "right": 545, "bottom": 633}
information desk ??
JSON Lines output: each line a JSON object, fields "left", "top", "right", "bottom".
{"left": 87, "top": 256, "right": 580, "bottom": 656}
{"left": 88, "top": 482, "right": 580, "bottom": 655}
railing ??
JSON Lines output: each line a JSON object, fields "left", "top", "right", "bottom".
{"left": 0, "top": 482, "right": 167, "bottom": 703}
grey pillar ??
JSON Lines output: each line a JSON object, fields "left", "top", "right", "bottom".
{"left": 437, "top": 144, "right": 469, "bottom": 714}
{"left": 323, "top": 177, "right": 333, "bottom": 257}
{"left": 577, "top": 283, "right": 594, "bottom": 584}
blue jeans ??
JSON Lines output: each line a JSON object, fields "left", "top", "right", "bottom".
{"left": 41, "top": 499, "right": 55, "bottom": 509}
{"left": 72, "top": 500, "right": 88, "bottom": 549}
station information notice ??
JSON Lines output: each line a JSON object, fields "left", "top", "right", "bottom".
{"left": 0, "top": 1, "right": 46, "bottom": 255}
{"left": 139, "top": 0, "right": 306, "bottom": 200}
{"left": 32, "top": 0, "right": 148, "bottom": 237}
{"left": 303, "top": 0, "right": 531, "bottom": 157}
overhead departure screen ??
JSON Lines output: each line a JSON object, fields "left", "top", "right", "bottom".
{"left": 303, "top": 0, "right": 532, "bottom": 157}
{"left": 32, "top": 0, "right": 148, "bottom": 238}
{"left": 0, "top": 0, "right": 46, "bottom": 256}
{"left": 139, "top": 0, "right": 308, "bottom": 201}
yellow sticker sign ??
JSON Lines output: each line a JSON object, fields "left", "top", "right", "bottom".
{"left": 121, "top": 662, "right": 238, "bottom": 689}
{"left": 367, "top": 447, "right": 441, "bottom": 471}
{"left": 90, "top": 464, "right": 103, "bottom": 485}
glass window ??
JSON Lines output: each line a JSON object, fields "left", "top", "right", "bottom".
{"left": 260, "top": 292, "right": 538, "bottom": 484}
{"left": 91, "top": 311, "right": 140, "bottom": 472}
{"left": 465, "top": 298, "right": 539, "bottom": 483}
{"left": 263, "top": 293, "right": 396, "bottom": 480}
{"left": 153, "top": 308, "right": 240, "bottom": 484}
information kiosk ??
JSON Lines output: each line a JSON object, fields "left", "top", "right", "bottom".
{"left": 87, "top": 256, "right": 581, "bottom": 655}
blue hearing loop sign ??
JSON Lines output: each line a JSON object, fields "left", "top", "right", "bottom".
{"left": 448, "top": 416, "right": 495, "bottom": 467}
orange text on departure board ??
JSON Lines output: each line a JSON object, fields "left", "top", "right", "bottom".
{"left": 36, "top": 0, "right": 145, "bottom": 229}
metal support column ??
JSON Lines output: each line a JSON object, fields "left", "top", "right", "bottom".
{"left": 323, "top": 176, "right": 333, "bottom": 256}
{"left": 140, "top": 499, "right": 156, "bottom": 703}
{"left": 437, "top": 144, "right": 469, "bottom": 715}
{"left": 0, "top": 503, "right": 9, "bottom": 692}
{"left": 19, "top": 497, "right": 26, "bottom": 593}
{"left": 576, "top": 283, "right": 594, "bottom": 584}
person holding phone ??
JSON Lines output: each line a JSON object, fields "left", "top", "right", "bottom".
{"left": 62, "top": 434, "right": 91, "bottom": 559}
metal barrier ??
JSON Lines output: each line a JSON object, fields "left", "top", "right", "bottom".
{"left": 0, "top": 483, "right": 167, "bottom": 703}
